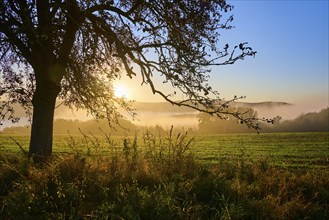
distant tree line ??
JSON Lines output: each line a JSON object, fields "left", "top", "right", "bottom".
{"left": 1, "top": 118, "right": 172, "bottom": 135}
{"left": 1, "top": 118, "right": 135, "bottom": 135}
{"left": 197, "top": 107, "right": 329, "bottom": 133}
{"left": 2, "top": 107, "right": 328, "bottom": 135}
{"left": 265, "top": 107, "right": 329, "bottom": 132}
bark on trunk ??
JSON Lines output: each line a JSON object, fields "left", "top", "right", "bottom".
{"left": 28, "top": 84, "right": 60, "bottom": 158}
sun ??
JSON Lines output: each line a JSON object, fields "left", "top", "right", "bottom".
{"left": 114, "top": 84, "right": 129, "bottom": 98}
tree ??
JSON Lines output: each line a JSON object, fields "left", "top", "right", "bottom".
{"left": 198, "top": 107, "right": 259, "bottom": 134}
{"left": 0, "top": 0, "right": 262, "bottom": 158}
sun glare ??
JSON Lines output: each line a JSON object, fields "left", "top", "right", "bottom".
{"left": 114, "top": 84, "right": 129, "bottom": 98}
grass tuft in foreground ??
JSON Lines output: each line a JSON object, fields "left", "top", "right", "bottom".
{"left": 0, "top": 129, "right": 328, "bottom": 219}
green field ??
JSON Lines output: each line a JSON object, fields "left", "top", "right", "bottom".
{"left": 1, "top": 132, "right": 329, "bottom": 219}
{"left": 1, "top": 132, "right": 328, "bottom": 169}
{"left": 193, "top": 132, "right": 329, "bottom": 169}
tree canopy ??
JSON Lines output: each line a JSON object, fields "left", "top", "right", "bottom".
{"left": 0, "top": 0, "right": 263, "bottom": 157}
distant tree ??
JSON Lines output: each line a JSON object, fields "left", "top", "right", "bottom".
{"left": 198, "top": 107, "right": 259, "bottom": 133}
{"left": 272, "top": 116, "right": 282, "bottom": 125}
{"left": 0, "top": 0, "right": 262, "bottom": 158}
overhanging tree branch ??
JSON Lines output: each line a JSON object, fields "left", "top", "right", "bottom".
{"left": 0, "top": 0, "right": 273, "bottom": 158}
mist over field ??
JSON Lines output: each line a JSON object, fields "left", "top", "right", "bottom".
{"left": 122, "top": 101, "right": 328, "bottom": 129}
{"left": 1, "top": 100, "right": 328, "bottom": 132}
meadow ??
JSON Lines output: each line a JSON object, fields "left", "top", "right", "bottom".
{"left": 1, "top": 132, "right": 328, "bottom": 169}
{"left": 0, "top": 131, "right": 328, "bottom": 219}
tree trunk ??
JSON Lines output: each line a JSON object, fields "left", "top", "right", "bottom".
{"left": 28, "top": 83, "right": 60, "bottom": 159}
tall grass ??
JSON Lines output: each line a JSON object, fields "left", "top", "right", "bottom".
{"left": 0, "top": 128, "right": 328, "bottom": 219}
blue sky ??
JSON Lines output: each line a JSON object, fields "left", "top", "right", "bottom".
{"left": 121, "top": 0, "right": 328, "bottom": 111}
{"left": 209, "top": 0, "right": 328, "bottom": 106}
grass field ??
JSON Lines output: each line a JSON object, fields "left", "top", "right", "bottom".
{"left": 192, "top": 132, "right": 329, "bottom": 169}
{"left": 1, "top": 131, "right": 328, "bottom": 219}
{"left": 1, "top": 132, "right": 328, "bottom": 169}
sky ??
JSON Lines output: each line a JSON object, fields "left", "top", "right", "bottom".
{"left": 1, "top": 0, "right": 328, "bottom": 129}
{"left": 119, "top": 0, "right": 328, "bottom": 111}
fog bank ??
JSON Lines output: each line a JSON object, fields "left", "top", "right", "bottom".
{"left": 1, "top": 100, "right": 328, "bottom": 131}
